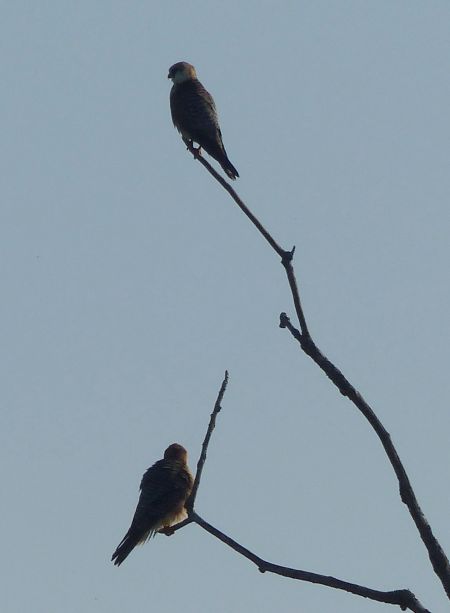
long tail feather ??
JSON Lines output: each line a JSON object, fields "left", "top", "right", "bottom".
{"left": 111, "top": 532, "right": 137, "bottom": 566}
{"left": 221, "top": 156, "right": 239, "bottom": 180}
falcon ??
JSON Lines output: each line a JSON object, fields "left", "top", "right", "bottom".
{"left": 111, "top": 443, "right": 193, "bottom": 566}
{"left": 168, "top": 61, "right": 239, "bottom": 180}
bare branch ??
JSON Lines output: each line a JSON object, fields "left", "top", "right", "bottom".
{"left": 161, "top": 372, "right": 228, "bottom": 534}
{"left": 185, "top": 148, "right": 450, "bottom": 598}
{"left": 185, "top": 370, "right": 229, "bottom": 512}
{"left": 280, "top": 249, "right": 311, "bottom": 339}
{"left": 280, "top": 312, "right": 450, "bottom": 599}
{"left": 160, "top": 366, "right": 430, "bottom": 611}
{"left": 184, "top": 143, "right": 285, "bottom": 257}
{"left": 185, "top": 144, "right": 311, "bottom": 336}
{"left": 191, "top": 512, "right": 430, "bottom": 613}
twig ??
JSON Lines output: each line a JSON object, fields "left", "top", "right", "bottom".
{"left": 160, "top": 365, "right": 429, "bottom": 611}
{"left": 190, "top": 512, "right": 430, "bottom": 613}
{"left": 279, "top": 312, "right": 450, "bottom": 598}
{"left": 185, "top": 142, "right": 284, "bottom": 257}
{"left": 185, "top": 147, "right": 450, "bottom": 599}
{"left": 161, "top": 372, "right": 229, "bottom": 535}
{"left": 185, "top": 370, "right": 229, "bottom": 513}
{"left": 185, "top": 144, "right": 310, "bottom": 339}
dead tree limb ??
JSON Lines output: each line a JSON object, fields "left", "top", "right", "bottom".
{"left": 182, "top": 143, "right": 450, "bottom": 600}
{"left": 186, "top": 370, "right": 229, "bottom": 512}
{"left": 162, "top": 369, "right": 431, "bottom": 611}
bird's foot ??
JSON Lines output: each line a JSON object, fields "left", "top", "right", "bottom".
{"left": 192, "top": 145, "right": 202, "bottom": 159}
{"left": 183, "top": 138, "right": 202, "bottom": 160}
{"left": 182, "top": 138, "right": 202, "bottom": 159}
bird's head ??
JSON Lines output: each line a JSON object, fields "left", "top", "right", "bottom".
{"left": 168, "top": 61, "right": 197, "bottom": 84}
{"left": 164, "top": 443, "right": 188, "bottom": 463}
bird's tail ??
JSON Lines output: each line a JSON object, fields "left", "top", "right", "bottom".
{"left": 111, "top": 531, "right": 137, "bottom": 567}
{"left": 111, "top": 529, "right": 145, "bottom": 566}
{"left": 221, "top": 155, "right": 239, "bottom": 180}
{"left": 111, "top": 527, "right": 155, "bottom": 566}
{"left": 203, "top": 140, "right": 239, "bottom": 180}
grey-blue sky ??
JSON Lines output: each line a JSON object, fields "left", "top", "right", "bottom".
{"left": 1, "top": 2, "right": 449, "bottom": 612}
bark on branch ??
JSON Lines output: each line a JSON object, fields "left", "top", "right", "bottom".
{"left": 181, "top": 143, "right": 450, "bottom": 600}
{"left": 162, "top": 367, "right": 431, "bottom": 611}
{"left": 186, "top": 370, "right": 229, "bottom": 512}
{"left": 192, "top": 512, "right": 430, "bottom": 613}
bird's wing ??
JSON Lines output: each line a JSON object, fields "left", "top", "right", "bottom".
{"left": 127, "top": 459, "right": 190, "bottom": 539}
{"left": 111, "top": 456, "right": 192, "bottom": 564}
{"left": 171, "top": 80, "right": 222, "bottom": 142}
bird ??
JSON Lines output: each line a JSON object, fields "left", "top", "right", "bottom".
{"left": 111, "top": 443, "right": 193, "bottom": 566}
{"left": 168, "top": 61, "right": 239, "bottom": 180}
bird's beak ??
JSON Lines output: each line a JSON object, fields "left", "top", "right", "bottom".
{"left": 167, "top": 73, "right": 171, "bottom": 79}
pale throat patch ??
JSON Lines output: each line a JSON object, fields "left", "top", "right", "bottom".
{"left": 171, "top": 70, "right": 193, "bottom": 84}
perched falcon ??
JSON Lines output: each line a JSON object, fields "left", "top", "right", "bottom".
{"left": 111, "top": 443, "right": 193, "bottom": 566}
{"left": 168, "top": 61, "right": 239, "bottom": 180}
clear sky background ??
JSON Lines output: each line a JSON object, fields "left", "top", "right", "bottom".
{"left": 2, "top": 2, "right": 449, "bottom": 612}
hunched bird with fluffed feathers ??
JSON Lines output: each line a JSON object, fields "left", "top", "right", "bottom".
{"left": 111, "top": 443, "right": 193, "bottom": 566}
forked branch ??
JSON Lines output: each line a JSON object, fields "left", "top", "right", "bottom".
{"left": 164, "top": 370, "right": 430, "bottom": 611}
{"left": 182, "top": 144, "right": 450, "bottom": 600}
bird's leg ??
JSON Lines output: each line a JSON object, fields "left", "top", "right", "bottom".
{"left": 193, "top": 145, "right": 202, "bottom": 159}
{"left": 183, "top": 137, "right": 202, "bottom": 159}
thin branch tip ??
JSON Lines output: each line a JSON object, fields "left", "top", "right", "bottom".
{"left": 281, "top": 246, "right": 295, "bottom": 265}
{"left": 279, "top": 312, "right": 289, "bottom": 328}
{"left": 187, "top": 373, "right": 230, "bottom": 512}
